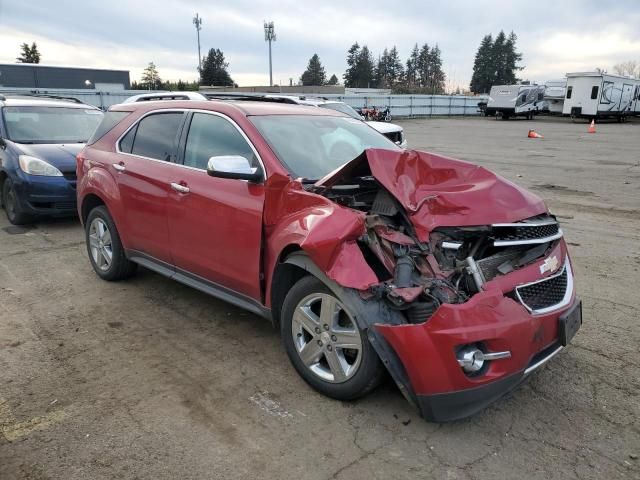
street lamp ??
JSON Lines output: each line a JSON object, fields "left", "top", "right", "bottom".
{"left": 193, "top": 13, "right": 203, "bottom": 76}
{"left": 264, "top": 21, "right": 276, "bottom": 86}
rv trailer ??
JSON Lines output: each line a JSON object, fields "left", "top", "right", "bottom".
{"left": 633, "top": 83, "right": 640, "bottom": 116}
{"left": 563, "top": 72, "right": 639, "bottom": 121}
{"left": 543, "top": 79, "right": 567, "bottom": 114}
{"left": 486, "top": 84, "right": 546, "bottom": 119}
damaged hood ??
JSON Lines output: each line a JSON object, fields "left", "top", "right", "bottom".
{"left": 315, "top": 148, "right": 547, "bottom": 241}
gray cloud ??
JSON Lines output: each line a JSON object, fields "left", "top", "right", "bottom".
{"left": 1, "top": 0, "right": 639, "bottom": 88}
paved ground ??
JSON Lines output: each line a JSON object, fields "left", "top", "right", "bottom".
{"left": 1, "top": 116, "right": 639, "bottom": 480}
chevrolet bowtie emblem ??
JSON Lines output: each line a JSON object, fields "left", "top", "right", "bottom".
{"left": 540, "top": 256, "right": 560, "bottom": 275}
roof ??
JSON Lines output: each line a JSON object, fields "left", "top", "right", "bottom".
{"left": 123, "top": 91, "right": 208, "bottom": 103}
{"left": 0, "top": 95, "right": 98, "bottom": 109}
{"left": 0, "top": 63, "right": 129, "bottom": 74}
{"left": 111, "top": 99, "right": 345, "bottom": 117}
{"left": 566, "top": 71, "right": 637, "bottom": 80}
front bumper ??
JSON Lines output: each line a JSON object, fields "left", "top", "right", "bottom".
{"left": 375, "top": 241, "right": 578, "bottom": 421}
{"left": 13, "top": 169, "right": 77, "bottom": 216}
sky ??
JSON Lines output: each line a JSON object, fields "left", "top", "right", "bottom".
{"left": 1, "top": 0, "right": 639, "bottom": 90}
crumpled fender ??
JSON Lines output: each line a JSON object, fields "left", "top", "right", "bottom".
{"left": 263, "top": 174, "right": 379, "bottom": 301}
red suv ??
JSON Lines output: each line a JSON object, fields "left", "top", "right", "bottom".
{"left": 77, "top": 100, "right": 581, "bottom": 421}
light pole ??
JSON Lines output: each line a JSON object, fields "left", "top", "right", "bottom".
{"left": 264, "top": 21, "right": 276, "bottom": 86}
{"left": 193, "top": 13, "right": 203, "bottom": 77}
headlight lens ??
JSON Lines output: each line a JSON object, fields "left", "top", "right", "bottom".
{"left": 18, "top": 155, "right": 63, "bottom": 176}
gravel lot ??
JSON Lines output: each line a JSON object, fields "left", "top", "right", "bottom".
{"left": 1, "top": 116, "right": 639, "bottom": 479}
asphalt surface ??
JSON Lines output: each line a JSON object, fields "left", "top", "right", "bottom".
{"left": 1, "top": 116, "right": 639, "bottom": 479}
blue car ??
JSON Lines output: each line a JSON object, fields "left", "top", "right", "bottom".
{"left": 0, "top": 95, "right": 103, "bottom": 224}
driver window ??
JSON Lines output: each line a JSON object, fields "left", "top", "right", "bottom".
{"left": 184, "top": 113, "right": 257, "bottom": 170}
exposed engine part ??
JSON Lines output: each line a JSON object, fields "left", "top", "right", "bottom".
{"left": 463, "top": 256, "right": 486, "bottom": 292}
{"left": 406, "top": 301, "right": 438, "bottom": 324}
{"left": 394, "top": 256, "right": 414, "bottom": 288}
{"left": 371, "top": 189, "right": 399, "bottom": 216}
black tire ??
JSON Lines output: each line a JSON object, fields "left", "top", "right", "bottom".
{"left": 281, "top": 275, "right": 384, "bottom": 401}
{"left": 2, "top": 177, "right": 33, "bottom": 225}
{"left": 85, "top": 205, "right": 137, "bottom": 281}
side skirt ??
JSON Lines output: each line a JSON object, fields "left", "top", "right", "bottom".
{"left": 126, "top": 249, "right": 271, "bottom": 320}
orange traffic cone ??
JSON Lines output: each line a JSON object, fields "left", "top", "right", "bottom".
{"left": 588, "top": 119, "right": 596, "bottom": 133}
{"left": 528, "top": 129, "right": 543, "bottom": 139}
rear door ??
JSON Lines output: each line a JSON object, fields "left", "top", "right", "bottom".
{"left": 114, "top": 110, "right": 186, "bottom": 263}
{"left": 165, "top": 111, "right": 265, "bottom": 301}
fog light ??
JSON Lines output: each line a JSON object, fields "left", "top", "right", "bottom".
{"left": 457, "top": 346, "right": 511, "bottom": 373}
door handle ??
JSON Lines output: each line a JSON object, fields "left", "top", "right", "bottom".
{"left": 170, "top": 182, "right": 190, "bottom": 194}
{"left": 112, "top": 163, "right": 125, "bottom": 172}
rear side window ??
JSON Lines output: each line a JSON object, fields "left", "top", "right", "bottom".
{"left": 88, "top": 111, "right": 130, "bottom": 145}
{"left": 566, "top": 86, "right": 572, "bottom": 99}
{"left": 183, "top": 113, "right": 258, "bottom": 170}
{"left": 590, "top": 86, "right": 599, "bottom": 100}
{"left": 129, "top": 112, "right": 184, "bottom": 162}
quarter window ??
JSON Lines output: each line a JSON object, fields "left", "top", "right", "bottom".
{"left": 566, "top": 86, "right": 572, "bottom": 99}
{"left": 129, "top": 112, "right": 184, "bottom": 161}
{"left": 183, "top": 113, "right": 258, "bottom": 170}
{"left": 590, "top": 86, "right": 599, "bottom": 100}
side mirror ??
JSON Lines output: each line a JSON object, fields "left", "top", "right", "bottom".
{"left": 206, "top": 155, "right": 262, "bottom": 182}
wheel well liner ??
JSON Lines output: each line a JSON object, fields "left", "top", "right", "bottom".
{"left": 81, "top": 193, "right": 106, "bottom": 225}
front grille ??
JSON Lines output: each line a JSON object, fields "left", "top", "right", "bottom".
{"left": 53, "top": 201, "right": 76, "bottom": 210}
{"left": 383, "top": 131, "right": 402, "bottom": 144}
{"left": 492, "top": 216, "right": 561, "bottom": 246}
{"left": 515, "top": 259, "right": 571, "bottom": 313}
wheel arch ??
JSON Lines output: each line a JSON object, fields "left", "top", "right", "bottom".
{"left": 80, "top": 193, "right": 106, "bottom": 226}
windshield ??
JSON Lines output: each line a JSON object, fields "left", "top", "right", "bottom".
{"left": 319, "top": 102, "right": 362, "bottom": 120}
{"left": 250, "top": 115, "right": 400, "bottom": 180}
{"left": 3, "top": 106, "right": 104, "bottom": 144}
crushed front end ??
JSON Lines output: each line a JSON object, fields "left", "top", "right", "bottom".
{"left": 310, "top": 149, "right": 582, "bottom": 421}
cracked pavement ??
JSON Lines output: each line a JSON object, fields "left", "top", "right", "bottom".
{"left": 1, "top": 117, "right": 639, "bottom": 479}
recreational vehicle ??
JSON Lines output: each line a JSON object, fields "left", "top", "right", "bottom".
{"left": 563, "top": 72, "right": 638, "bottom": 120}
{"left": 543, "top": 79, "right": 566, "bottom": 114}
{"left": 486, "top": 84, "right": 545, "bottom": 119}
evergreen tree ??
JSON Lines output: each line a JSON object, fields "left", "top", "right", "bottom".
{"left": 417, "top": 44, "right": 430, "bottom": 88}
{"left": 327, "top": 74, "right": 339, "bottom": 85}
{"left": 141, "top": 62, "right": 162, "bottom": 90}
{"left": 387, "top": 46, "right": 404, "bottom": 88}
{"left": 343, "top": 43, "right": 361, "bottom": 87}
{"left": 502, "top": 31, "right": 523, "bottom": 84}
{"left": 405, "top": 44, "right": 420, "bottom": 89}
{"left": 200, "top": 48, "right": 234, "bottom": 86}
{"left": 375, "top": 49, "right": 390, "bottom": 88}
{"left": 470, "top": 34, "right": 494, "bottom": 93}
{"left": 300, "top": 54, "right": 327, "bottom": 86}
{"left": 16, "top": 42, "right": 41, "bottom": 63}
{"left": 491, "top": 31, "right": 508, "bottom": 85}
{"left": 426, "top": 45, "right": 445, "bottom": 93}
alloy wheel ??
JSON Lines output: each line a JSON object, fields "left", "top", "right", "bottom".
{"left": 88, "top": 217, "right": 113, "bottom": 271}
{"left": 291, "top": 293, "right": 363, "bottom": 383}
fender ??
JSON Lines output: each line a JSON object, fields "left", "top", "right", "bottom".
{"left": 78, "top": 161, "right": 123, "bottom": 226}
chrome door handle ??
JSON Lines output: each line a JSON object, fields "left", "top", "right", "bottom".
{"left": 112, "top": 163, "right": 125, "bottom": 172}
{"left": 170, "top": 182, "right": 190, "bottom": 194}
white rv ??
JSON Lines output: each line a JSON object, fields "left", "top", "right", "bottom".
{"left": 542, "top": 79, "right": 566, "bottom": 114}
{"left": 486, "top": 84, "right": 546, "bottom": 119}
{"left": 633, "top": 83, "right": 640, "bottom": 116}
{"left": 563, "top": 72, "right": 639, "bottom": 120}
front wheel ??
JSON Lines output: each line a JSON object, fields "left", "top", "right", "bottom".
{"left": 2, "top": 177, "right": 33, "bottom": 225}
{"left": 85, "top": 206, "right": 137, "bottom": 281}
{"left": 281, "top": 276, "right": 384, "bottom": 400}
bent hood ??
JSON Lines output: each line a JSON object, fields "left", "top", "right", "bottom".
{"left": 315, "top": 148, "right": 547, "bottom": 242}
{"left": 16, "top": 143, "right": 84, "bottom": 173}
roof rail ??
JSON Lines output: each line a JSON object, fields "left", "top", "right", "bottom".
{"left": 203, "top": 92, "right": 299, "bottom": 104}
{"left": 4, "top": 93, "right": 86, "bottom": 104}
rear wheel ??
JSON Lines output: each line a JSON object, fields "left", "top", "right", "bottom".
{"left": 281, "top": 276, "right": 384, "bottom": 400}
{"left": 85, "top": 206, "right": 137, "bottom": 281}
{"left": 2, "top": 177, "right": 33, "bottom": 225}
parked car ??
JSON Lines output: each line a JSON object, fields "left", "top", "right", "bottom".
{"left": 0, "top": 95, "right": 103, "bottom": 224}
{"left": 77, "top": 99, "right": 581, "bottom": 421}
{"left": 123, "top": 92, "right": 408, "bottom": 148}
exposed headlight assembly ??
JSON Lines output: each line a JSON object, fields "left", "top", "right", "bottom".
{"left": 18, "top": 155, "right": 63, "bottom": 176}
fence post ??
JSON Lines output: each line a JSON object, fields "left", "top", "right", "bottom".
{"left": 410, "top": 96, "right": 413, "bottom": 118}
{"left": 448, "top": 96, "right": 452, "bottom": 116}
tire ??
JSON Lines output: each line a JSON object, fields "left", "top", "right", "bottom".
{"left": 85, "top": 205, "right": 137, "bottom": 281}
{"left": 2, "top": 177, "right": 33, "bottom": 225}
{"left": 281, "top": 275, "right": 384, "bottom": 401}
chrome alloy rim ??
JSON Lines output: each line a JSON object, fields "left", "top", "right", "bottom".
{"left": 291, "top": 293, "right": 363, "bottom": 383}
{"left": 88, "top": 218, "right": 113, "bottom": 271}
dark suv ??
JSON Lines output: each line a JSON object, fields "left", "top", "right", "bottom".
{"left": 77, "top": 99, "right": 580, "bottom": 421}
{"left": 0, "top": 95, "right": 103, "bottom": 224}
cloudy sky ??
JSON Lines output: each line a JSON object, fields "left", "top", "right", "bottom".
{"left": 1, "top": 0, "right": 639, "bottom": 90}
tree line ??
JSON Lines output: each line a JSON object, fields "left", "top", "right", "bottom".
{"left": 469, "top": 31, "right": 522, "bottom": 94}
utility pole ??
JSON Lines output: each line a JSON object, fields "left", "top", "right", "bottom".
{"left": 193, "top": 13, "right": 203, "bottom": 78}
{"left": 264, "top": 21, "right": 276, "bottom": 86}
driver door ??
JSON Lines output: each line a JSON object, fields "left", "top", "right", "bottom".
{"left": 165, "top": 112, "right": 265, "bottom": 301}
